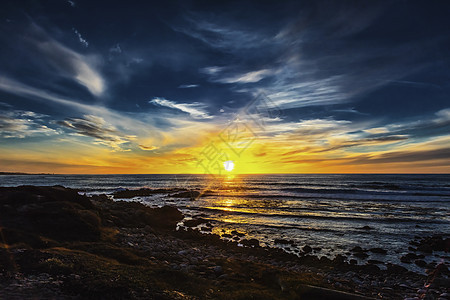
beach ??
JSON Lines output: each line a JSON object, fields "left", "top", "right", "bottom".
{"left": 0, "top": 184, "right": 449, "bottom": 299}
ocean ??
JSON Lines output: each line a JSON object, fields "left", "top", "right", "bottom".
{"left": 1, "top": 173, "right": 449, "bottom": 273}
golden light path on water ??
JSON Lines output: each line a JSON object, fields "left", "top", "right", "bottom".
{"left": 192, "top": 174, "right": 279, "bottom": 246}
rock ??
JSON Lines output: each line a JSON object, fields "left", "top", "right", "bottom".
{"left": 231, "top": 230, "right": 245, "bottom": 237}
{"left": 0, "top": 186, "right": 101, "bottom": 243}
{"left": 369, "top": 248, "right": 387, "bottom": 255}
{"left": 150, "top": 206, "right": 184, "bottom": 230}
{"left": 351, "top": 246, "right": 366, "bottom": 253}
{"left": 184, "top": 218, "right": 208, "bottom": 227}
{"left": 368, "top": 260, "right": 383, "bottom": 265}
{"left": 401, "top": 253, "right": 420, "bottom": 263}
{"left": 414, "top": 260, "right": 427, "bottom": 267}
{"left": 354, "top": 252, "right": 369, "bottom": 259}
{"left": 332, "top": 254, "right": 347, "bottom": 265}
{"left": 274, "top": 239, "right": 294, "bottom": 245}
{"left": 361, "top": 225, "right": 372, "bottom": 230}
{"left": 417, "top": 244, "right": 433, "bottom": 253}
{"left": 302, "top": 245, "right": 312, "bottom": 253}
{"left": 213, "top": 266, "right": 223, "bottom": 275}
{"left": 113, "top": 188, "right": 169, "bottom": 198}
{"left": 241, "top": 238, "right": 259, "bottom": 247}
{"left": 386, "top": 263, "right": 408, "bottom": 274}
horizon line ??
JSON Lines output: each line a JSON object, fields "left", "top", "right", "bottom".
{"left": 1, "top": 172, "right": 449, "bottom": 176}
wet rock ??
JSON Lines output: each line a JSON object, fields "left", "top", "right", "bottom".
{"left": 351, "top": 246, "right": 367, "bottom": 253}
{"left": 274, "top": 239, "right": 294, "bottom": 245}
{"left": 241, "top": 238, "right": 259, "bottom": 248}
{"left": 362, "top": 263, "right": 380, "bottom": 274}
{"left": 112, "top": 188, "right": 169, "bottom": 198}
{"left": 231, "top": 230, "right": 245, "bottom": 237}
{"left": 368, "top": 260, "right": 383, "bottom": 265}
{"left": 369, "top": 248, "right": 387, "bottom": 255}
{"left": 386, "top": 263, "right": 408, "bottom": 274}
{"left": 184, "top": 218, "right": 208, "bottom": 227}
{"left": 354, "top": 252, "right": 369, "bottom": 259}
{"left": 401, "top": 253, "right": 421, "bottom": 263}
{"left": 417, "top": 244, "right": 433, "bottom": 254}
{"left": 302, "top": 245, "right": 312, "bottom": 253}
{"left": 332, "top": 254, "right": 347, "bottom": 265}
{"left": 414, "top": 260, "right": 427, "bottom": 268}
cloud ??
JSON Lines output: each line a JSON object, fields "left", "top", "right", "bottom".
{"left": 175, "top": 15, "right": 272, "bottom": 53}
{"left": 73, "top": 28, "right": 89, "bottom": 47}
{"left": 57, "top": 115, "right": 135, "bottom": 151}
{"left": 200, "top": 66, "right": 224, "bottom": 75}
{"left": 27, "top": 24, "right": 104, "bottom": 96}
{"left": 216, "top": 69, "right": 274, "bottom": 84}
{"left": 178, "top": 84, "right": 199, "bottom": 89}
{"left": 181, "top": 5, "right": 435, "bottom": 111}
{"left": 0, "top": 110, "right": 57, "bottom": 138}
{"left": 350, "top": 147, "right": 450, "bottom": 165}
{"left": 150, "top": 97, "right": 212, "bottom": 119}
{"left": 138, "top": 145, "right": 159, "bottom": 151}
{"left": 109, "top": 44, "right": 122, "bottom": 54}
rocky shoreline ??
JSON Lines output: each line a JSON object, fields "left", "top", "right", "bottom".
{"left": 0, "top": 186, "right": 448, "bottom": 299}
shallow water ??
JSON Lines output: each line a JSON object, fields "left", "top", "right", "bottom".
{"left": 1, "top": 173, "right": 449, "bottom": 273}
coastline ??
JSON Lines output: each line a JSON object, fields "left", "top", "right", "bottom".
{"left": 0, "top": 186, "right": 448, "bottom": 299}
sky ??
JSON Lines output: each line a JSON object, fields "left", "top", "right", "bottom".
{"left": 0, "top": 0, "right": 449, "bottom": 174}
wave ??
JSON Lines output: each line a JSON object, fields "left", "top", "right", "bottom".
{"left": 185, "top": 206, "right": 449, "bottom": 224}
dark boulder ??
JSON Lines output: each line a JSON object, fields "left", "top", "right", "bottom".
{"left": 0, "top": 186, "right": 101, "bottom": 243}
{"left": 184, "top": 218, "right": 208, "bottom": 227}
{"left": 369, "top": 248, "right": 387, "bottom": 255}
{"left": 241, "top": 238, "right": 260, "bottom": 247}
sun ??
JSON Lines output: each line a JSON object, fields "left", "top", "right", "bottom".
{"left": 223, "top": 160, "right": 235, "bottom": 172}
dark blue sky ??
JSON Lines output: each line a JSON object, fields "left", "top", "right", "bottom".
{"left": 0, "top": 0, "right": 449, "bottom": 173}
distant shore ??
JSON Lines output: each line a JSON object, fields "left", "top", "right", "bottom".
{"left": 0, "top": 185, "right": 448, "bottom": 299}
{"left": 0, "top": 172, "right": 53, "bottom": 175}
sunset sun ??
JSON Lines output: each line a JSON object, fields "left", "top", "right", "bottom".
{"left": 223, "top": 160, "right": 235, "bottom": 172}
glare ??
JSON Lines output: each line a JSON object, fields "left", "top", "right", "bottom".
{"left": 223, "top": 160, "right": 234, "bottom": 172}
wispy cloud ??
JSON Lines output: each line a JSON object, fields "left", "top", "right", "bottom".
{"left": 175, "top": 14, "right": 272, "bottom": 52}
{"left": 150, "top": 97, "right": 212, "bottom": 119}
{"left": 216, "top": 69, "right": 274, "bottom": 84}
{"left": 25, "top": 24, "right": 104, "bottom": 96}
{"left": 0, "top": 110, "right": 58, "bottom": 138}
{"left": 138, "top": 144, "right": 159, "bottom": 151}
{"left": 178, "top": 84, "right": 199, "bottom": 89}
{"left": 183, "top": 5, "right": 434, "bottom": 111}
{"left": 57, "top": 115, "right": 135, "bottom": 151}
